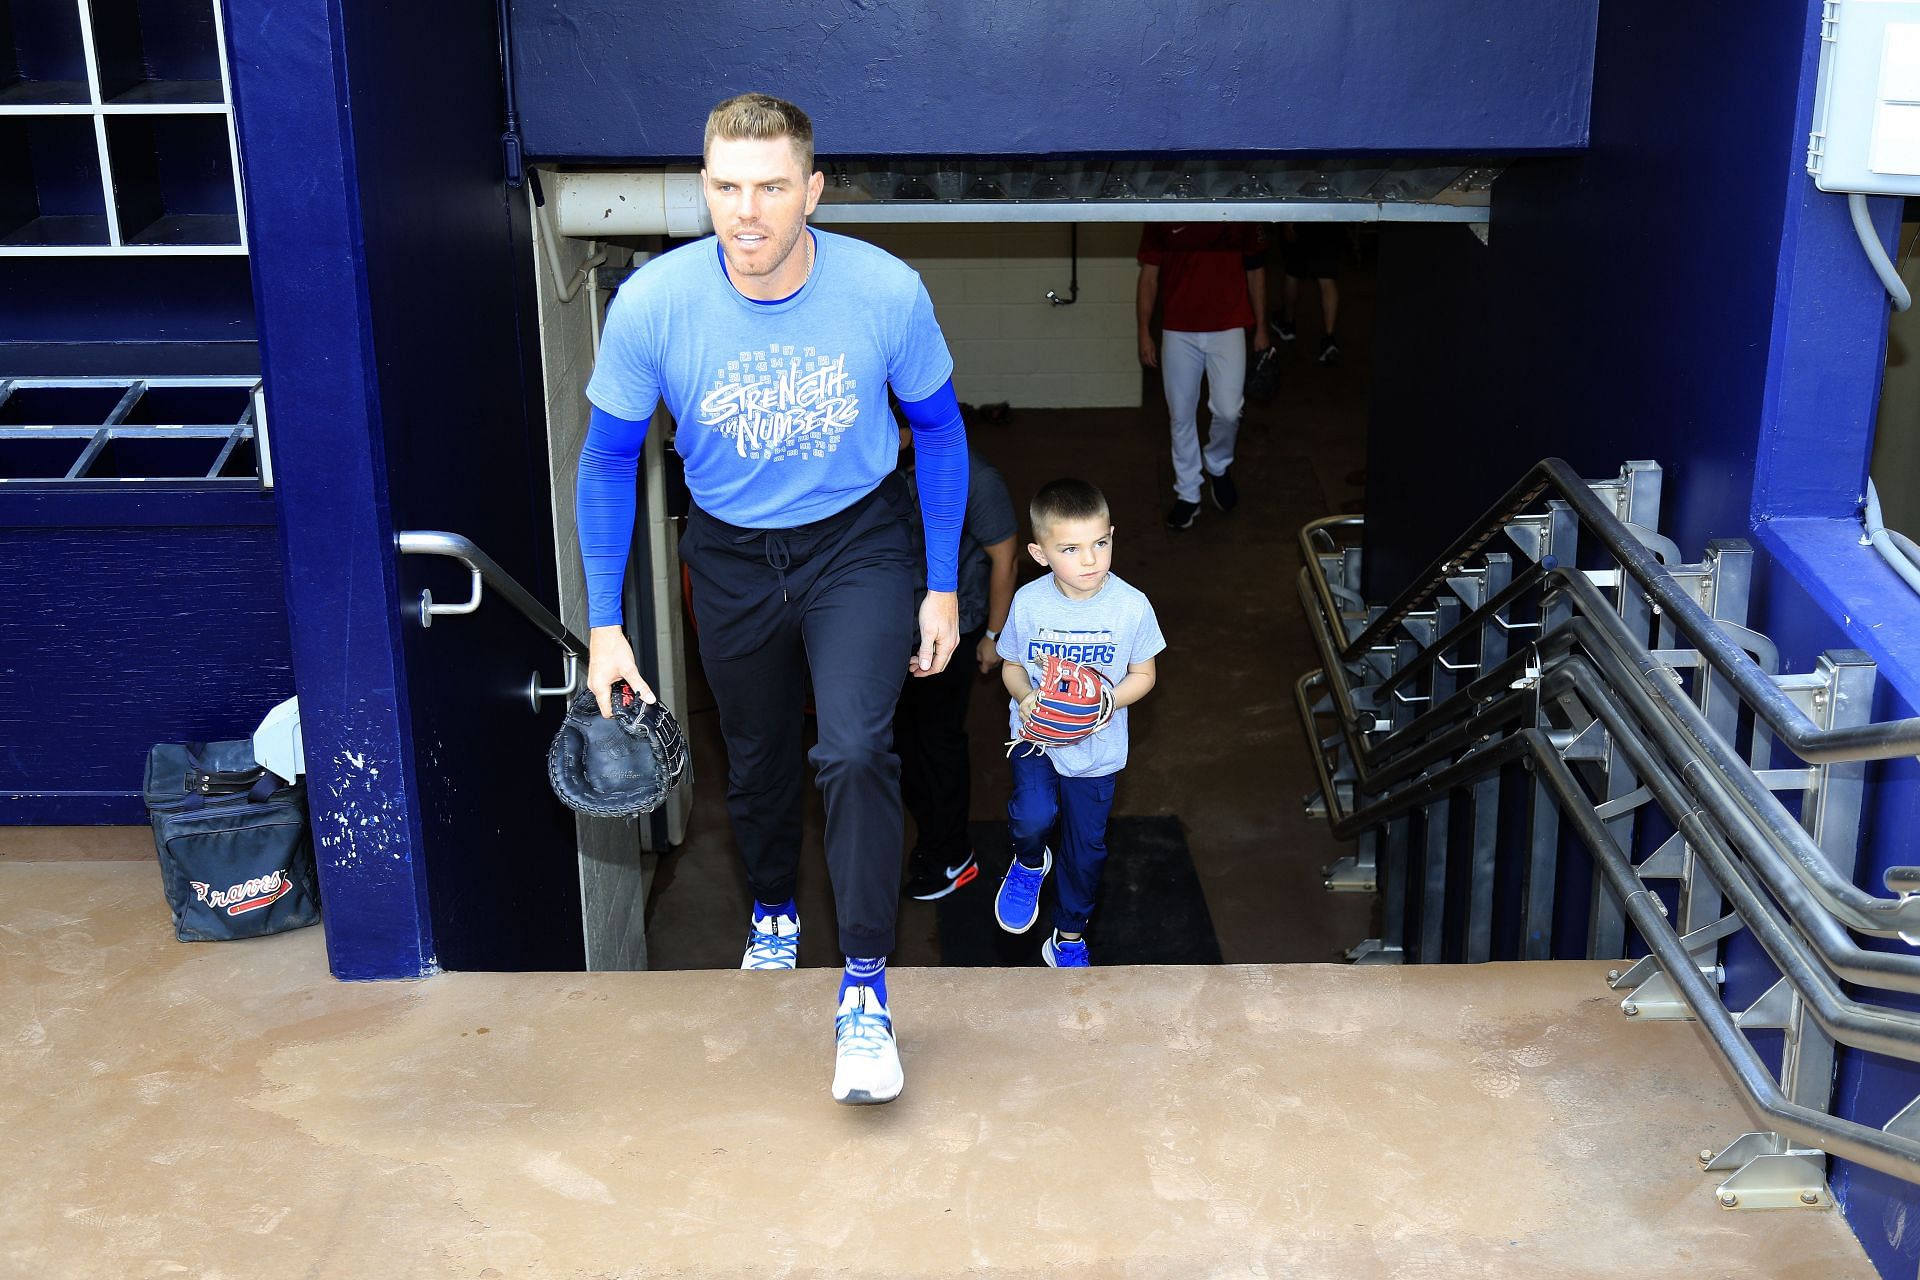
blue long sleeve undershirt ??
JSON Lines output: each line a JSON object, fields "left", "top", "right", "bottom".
{"left": 576, "top": 379, "right": 969, "bottom": 628}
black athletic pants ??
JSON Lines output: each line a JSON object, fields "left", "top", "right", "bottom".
{"left": 679, "top": 474, "right": 916, "bottom": 957}
{"left": 892, "top": 626, "right": 986, "bottom": 868}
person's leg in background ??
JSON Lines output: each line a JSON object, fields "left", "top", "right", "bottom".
{"left": 1275, "top": 272, "right": 1300, "bottom": 341}
{"left": 895, "top": 627, "right": 985, "bottom": 899}
{"left": 1198, "top": 327, "right": 1246, "bottom": 513}
{"left": 1044, "top": 771, "right": 1117, "bottom": 968}
{"left": 1160, "top": 327, "right": 1207, "bottom": 528}
{"left": 1318, "top": 276, "right": 1342, "bottom": 365}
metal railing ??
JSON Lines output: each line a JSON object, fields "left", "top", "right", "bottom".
{"left": 1294, "top": 457, "right": 1920, "bottom": 1209}
{"left": 395, "top": 530, "right": 583, "bottom": 711}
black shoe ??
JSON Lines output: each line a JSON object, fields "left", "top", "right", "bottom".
{"left": 1207, "top": 468, "right": 1238, "bottom": 512}
{"left": 905, "top": 849, "right": 979, "bottom": 901}
{"left": 1165, "top": 500, "right": 1201, "bottom": 531}
{"left": 1271, "top": 312, "right": 1297, "bottom": 342}
{"left": 1318, "top": 335, "right": 1339, "bottom": 366}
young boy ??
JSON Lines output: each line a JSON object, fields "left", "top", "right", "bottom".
{"left": 994, "top": 479, "right": 1164, "bottom": 966}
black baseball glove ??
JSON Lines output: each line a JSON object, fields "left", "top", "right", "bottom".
{"left": 547, "top": 680, "right": 691, "bottom": 818}
{"left": 1244, "top": 346, "right": 1282, "bottom": 403}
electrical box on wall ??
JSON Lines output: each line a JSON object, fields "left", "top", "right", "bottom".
{"left": 1812, "top": 0, "right": 1920, "bottom": 193}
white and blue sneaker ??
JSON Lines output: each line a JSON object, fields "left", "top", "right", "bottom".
{"left": 1042, "top": 930, "right": 1090, "bottom": 968}
{"left": 832, "top": 985, "right": 903, "bottom": 1105}
{"left": 741, "top": 908, "right": 800, "bottom": 970}
{"left": 994, "top": 847, "right": 1052, "bottom": 934}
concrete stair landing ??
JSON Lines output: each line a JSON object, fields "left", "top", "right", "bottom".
{"left": 1, "top": 860, "right": 1872, "bottom": 1278}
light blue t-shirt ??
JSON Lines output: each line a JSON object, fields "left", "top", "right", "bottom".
{"left": 585, "top": 229, "right": 955, "bottom": 528}
{"left": 997, "top": 571, "right": 1166, "bottom": 779}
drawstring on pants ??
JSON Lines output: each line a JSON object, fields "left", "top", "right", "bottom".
{"left": 765, "top": 534, "right": 792, "bottom": 602}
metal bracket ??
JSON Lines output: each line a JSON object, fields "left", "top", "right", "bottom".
{"left": 1325, "top": 854, "right": 1376, "bottom": 894}
{"left": 1617, "top": 968, "right": 1693, "bottom": 1020}
{"left": 1445, "top": 571, "right": 1487, "bottom": 609}
{"left": 1883, "top": 1095, "right": 1920, "bottom": 1141}
{"left": 1503, "top": 517, "right": 1546, "bottom": 563}
{"left": 1635, "top": 831, "right": 1688, "bottom": 880}
{"left": 526, "top": 652, "right": 581, "bottom": 712}
{"left": 1713, "top": 1149, "right": 1831, "bottom": 1211}
{"left": 418, "top": 569, "right": 484, "bottom": 628}
{"left": 1734, "top": 978, "right": 1794, "bottom": 1032}
{"left": 1346, "top": 938, "right": 1403, "bottom": 965}
{"left": 1610, "top": 911, "right": 1737, "bottom": 992}
{"left": 1702, "top": 1131, "right": 1784, "bottom": 1171}
{"left": 1593, "top": 784, "right": 1652, "bottom": 822}
{"left": 1556, "top": 719, "right": 1610, "bottom": 762}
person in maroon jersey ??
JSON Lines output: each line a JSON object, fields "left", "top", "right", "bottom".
{"left": 1135, "top": 222, "right": 1269, "bottom": 530}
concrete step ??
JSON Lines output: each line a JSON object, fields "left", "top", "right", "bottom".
{"left": 1, "top": 860, "right": 1873, "bottom": 1278}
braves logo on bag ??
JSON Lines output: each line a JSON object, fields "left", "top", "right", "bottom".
{"left": 190, "top": 870, "right": 293, "bottom": 917}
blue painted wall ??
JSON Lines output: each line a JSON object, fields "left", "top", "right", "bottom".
{"left": 226, "top": 0, "right": 581, "bottom": 976}
{"left": 1, "top": 225, "right": 271, "bottom": 823}
{"left": 1364, "top": 5, "right": 1809, "bottom": 594}
{"left": 509, "top": 0, "right": 1596, "bottom": 160}
{"left": 0, "top": 259, "right": 257, "bottom": 376}
{"left": 0, "top": 490, "right": 292, "bottom": 822}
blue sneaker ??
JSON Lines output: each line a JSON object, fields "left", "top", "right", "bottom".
{"left": 994, "top": 847, "right": 1052, "bottom": 934}
{"left": 741, "top": 908, "right": 799, "bottom": 970}
{"left": 1042, "top": 930, "right": 1090, "bottom": 968}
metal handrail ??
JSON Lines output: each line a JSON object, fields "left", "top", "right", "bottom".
{"left": 1295, "top": 676, "right": 1920, "bottom": 1184}
{"left": 1331, "top": 458, "right": 1920, "bottom": 764}
{"left": 396, "top": 530, "right": 587, "bottom": 655}
{"left": 1297, "top": 524, "right": 1920, "bottom": 937}
{"left": 395, "top": 530, "right": 586, "bottom": 710}
{"left": 1542, "top": 582, "right": 1920, "bottom": 939}
{"left": 1297, "top": 556, "right": 1920, "bottom": 936}
{"left": 1293, "top": 468, "right": 1920, "bottom": 1193}
{"left": 1301, "top": 652, "right": 1920, "bottom": 996}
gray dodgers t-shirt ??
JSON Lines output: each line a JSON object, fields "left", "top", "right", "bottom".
{"left": 996, "top": 571, "right": 1166, "bottom": 779}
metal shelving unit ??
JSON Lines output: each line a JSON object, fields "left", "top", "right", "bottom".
{"left": 0, "top": 377, "right": 267, "bottom": 485}
{"left": 0, "top": 0, "right": 244, "bottom": 255}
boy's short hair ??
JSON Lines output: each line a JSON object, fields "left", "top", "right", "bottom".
{"left": 704, "top": 93, "right": 815, "bottom": 174}
{"left": 1030, "top": 478, "right": 1110, "bottom": 539}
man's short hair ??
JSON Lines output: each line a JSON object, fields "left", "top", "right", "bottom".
{"left": 1030, "top": 478, "right": 1110, "bottom": 539}
{"left": 704, "top": 93, "right": 815, "bottom": 174}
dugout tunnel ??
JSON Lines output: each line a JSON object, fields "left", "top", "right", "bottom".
{"left": 13, "top": 2, "right": 1920, "bottom": 1268}
{"left": 252, "top": 0, "right": 1596, "bottom": 981}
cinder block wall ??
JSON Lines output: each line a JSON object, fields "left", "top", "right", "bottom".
{"left": 1872, "top": 217, "right": 1920, "bottom": 537}
{"left": 837, "top": 223, "right": 1145, "bottom": 410}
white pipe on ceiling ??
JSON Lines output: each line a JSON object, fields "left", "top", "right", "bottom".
{"left": 548, "top": 170, "right": 1488, "bottom": 238}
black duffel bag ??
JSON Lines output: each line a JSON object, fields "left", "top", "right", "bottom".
{"left": 143, "top": 739, "right": 322, "bottom": 942}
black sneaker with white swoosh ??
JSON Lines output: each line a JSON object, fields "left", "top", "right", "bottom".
{"left": 905, "top": 849, "right": 979, "bottom": 901}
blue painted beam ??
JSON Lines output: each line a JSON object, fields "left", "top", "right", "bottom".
{"left": 1753, "top": 186, "right": 1901, "bottom": 521}
{"left": 509, "top": 0, "right": 1597, "bottom": 160}
{"left": 225, "top": 0, "right": 582, "bottom": 978}
{"left": 224, "top": 0, "right": 437, "bottom": 981}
